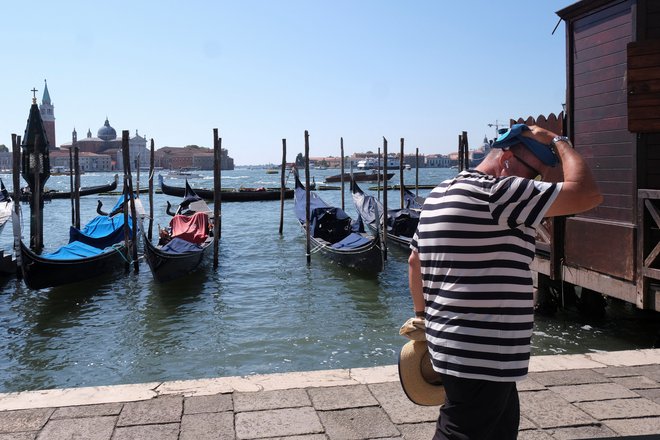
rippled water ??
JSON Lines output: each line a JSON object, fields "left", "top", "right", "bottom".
{"left": 0, "top": 168, "right": 658, "bottom": 393}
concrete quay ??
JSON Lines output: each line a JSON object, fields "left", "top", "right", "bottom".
{"left": 1, "top": 349, "right": 660, "bottom": 439}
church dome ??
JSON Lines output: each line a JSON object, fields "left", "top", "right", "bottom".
{"left": 97, "top": 118, "right": 117, "bottom": 141}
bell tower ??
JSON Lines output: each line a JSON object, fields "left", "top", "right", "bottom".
{"left": 39, "top": 79, "right": 56, "bottom": 150}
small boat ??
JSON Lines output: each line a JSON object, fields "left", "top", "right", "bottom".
{"left": 0, "top": 179, "right": 13, "bottom": 235}
{"left": 159, "top": 174, "right": 294, "bottom": 202}
{"left": 351, "top": 180, "right": 421, "bottom": 248}
{"left": 293, "top": 171, "right": 383, "bottom": 274}
{"left": 17, "top": 194, "right": 137, "bottom": 290}
{"left": 324, "top": 171, "right": 394, "bottom": 183}
{"left": 19, "top": 174, "right": 119, "bottom": 202}
{"left": 143, "top": 180, "right": 213, "bottom": 282}
{"left": 165, "top": 168, "right": 203, "bottom": 179}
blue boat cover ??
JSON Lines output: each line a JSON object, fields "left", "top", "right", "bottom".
{"left": 69, "top": 214, "right": 131, "bottom": 249}
{"left": 294, "top": 183, "right": 365, "bottom": 247}
{"left": 160, "top": 237, "right": 203, "bottom": 254}
{"left": 42, "top": 240, "right": 112, "bottom": 260}
{"left": 331, "top": 233, "right": 371, "bottom": 249}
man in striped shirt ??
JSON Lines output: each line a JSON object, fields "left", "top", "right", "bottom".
{"left": 408, "top": 124, "right": 602, "bottom": 440}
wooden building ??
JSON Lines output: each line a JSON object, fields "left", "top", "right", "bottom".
{"left": 532, "top": 0, "right": 660, "bottom": 311}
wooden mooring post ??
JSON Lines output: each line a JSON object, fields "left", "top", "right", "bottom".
{"left": 148, "top": 139, "right": 155, "bottom": 241}
{"left": 340, "top": 138, "right": 345, "bottom": 211}
{"left": 399, "top": 138, "right": 404, "bottom": 209}
{"left": 213, "top": 128, "right": 221, "bottom": 268}
{"left": 121, "top": 130, "right": 139, "bottom": 273}
{"left": 279, "top": 139, "right": 286, "bottom": 235}
{"left": 305, "top": 130, "right": 311, "bottom": 266}
{"left": 382, "top": 137, "right": 388, "bottom": 262}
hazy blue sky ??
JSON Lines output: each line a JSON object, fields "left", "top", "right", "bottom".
{"left": 1, "top": 1, "right": 574, "bottom": 165}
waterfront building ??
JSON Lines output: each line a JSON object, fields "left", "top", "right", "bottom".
{"left": 60, "top": 122, "right": 149, "bottom": 171}
{"left": 49, "top": 149, "right": 113, "bottom": 172}
{"left": 154, "top": 145, "right": 234, "bottom": 170}
{"left": 425, "top": 154, "right": 452, "bottom": 168}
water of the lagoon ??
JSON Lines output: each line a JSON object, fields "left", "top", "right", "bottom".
{"left": 0, "top": 167, "right": 658, "bottom": 393}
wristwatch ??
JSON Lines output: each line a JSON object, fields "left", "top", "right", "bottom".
{"left": 552, "top": 135, "right": 573, "bottom": 148}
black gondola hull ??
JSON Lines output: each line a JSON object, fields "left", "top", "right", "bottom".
{"left": 143, "top": 236, "right": 211, "bottom": 283}
{"left": 304, "top": 227, "right": 383, "bottom": 273}
{"left": 19, "top": 241, "right": 127, "bottom": 290}
{"left": 160, "top": 176, "right": 293, "bottom": 201}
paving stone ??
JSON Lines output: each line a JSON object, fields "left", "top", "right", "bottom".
{"left": 307, "top": 385, "right": 377, "bottom": 410}
{"left": 117, "top": 396, "right": 182, "bottom": 426}
{"left": 184, "top": 394, "right": 233, "bottom": 414}
{"left": 318, "top": 407, "right": 400, "bottom": 440}
{"left": 111, "top": 423, "right": 180, "bottom": 440}
{"left": 235, "top": 407, "right": 322, "bottom": 439}
{"left": 367, "top": 382, "right": 440, "bottom": 424}
{"left": 519, "top": 416, "right": 536, "bottom": 430}
{"left": 519, "top": 390, "right": 596, "bottom": 428}
{"left": 36, "top": 416, "right": 115, "bottom": 440}
{"left": 528, "top": 369, "right": 610, "bottom": 387}
{"left": 0, "top": 433, "right": 37, "bottom": 440}
{"left": 612, "top": 375, "right": 659, "bottom": 389}
{"left": 549, "top": 383, "right": 639, "bottom": 402}
{"left": 576, "top": 397, "right": 660, "bottom": 420}
{"left": 516, "top": 430, "right": 555, "bottom": 440}
{"left": 397, "top": 422, "right": 436, "bottom": 440}
{"left": 234, "top": 389, "right": 310, "bottom": 413}
{"left": 603, "top": 416, "right": 660, "bottom": 436}
{"left": 636, "top": 387, "right": 660, "bottom": 404}
{"left": 0, "top": 408, "right": 53, "bottom": 433}
{"left": 255, "top": 436, "right": 327, "bottom": 440}
{"left": 549, "top": 424, "right": 618, "bottom": 439}
{"left": 599, "top": 364, "right": 660, "bottom": 381}
{"left": 180, "top": 412, "right": 234, "bottom": 440}
{"left": 517, "top": 377, "right": 546, "bottom": 392}
{"left": 51, "top": 403, "right": 123, "bottom": 419}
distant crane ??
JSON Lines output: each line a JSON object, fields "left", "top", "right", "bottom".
{"left": 487, "top": 120, "right": 510, "bottom": 137}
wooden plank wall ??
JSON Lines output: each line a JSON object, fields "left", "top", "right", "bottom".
{"left": 567, "top": 0, "right": 637, "bottom": 280}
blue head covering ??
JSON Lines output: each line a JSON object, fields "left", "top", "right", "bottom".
{"left": 492, "top": 124, "right": 558, "bottom": 166}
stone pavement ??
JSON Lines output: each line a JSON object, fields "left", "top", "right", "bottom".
{"left": 1, "top": 349, "right": 660, "bottom": 439}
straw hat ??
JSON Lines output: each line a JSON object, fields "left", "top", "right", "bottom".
{"left": 398, "top": 340, "right": 445, "bottom": 406}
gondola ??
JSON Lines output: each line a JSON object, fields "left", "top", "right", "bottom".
{"left": 159, "top": 174, "right": 294, "bottom": 202}
{"left": 19, "top": 174, "right": 119, "bottom": 202}
{"left": 17, "top": 194, "right": 136, "bottom": 290}
{"left": 351, "top": 179, "right": 421, "bottom": 248}
{"left": 324, "top": 171, "right": 394, "bottom": 183}
{"left": 143, "top": 180, "right": 213, "bottom": 282}
{"left": 293, "top": 171, "right": 383, "bottom": 274}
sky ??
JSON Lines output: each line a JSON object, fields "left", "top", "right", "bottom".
{"left": 1, "top": 0, "right": 575, "bottom": 166}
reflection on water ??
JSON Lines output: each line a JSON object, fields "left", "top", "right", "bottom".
{"left": 0, "top": 169, "right": 658, "bottom": 392}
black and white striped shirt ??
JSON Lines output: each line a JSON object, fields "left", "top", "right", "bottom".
{"left": 410, "top": 170, "right": 561, "bottom": 382}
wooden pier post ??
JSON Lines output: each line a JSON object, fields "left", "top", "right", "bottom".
{"left": 340, "top": 138, "right": 345, "bottom": 211}
{"left": 462, "top": 131, "right": 469, "bottom": 170}
{"left": 415, "top": 147, "right": 419, "bottom": 196}
{"left": 74, "top": 145, "right": 81, "bottom": 229}
{"left": 279, "top": 139, "right": 286, "bottom": 235}
{"left": 121, "top": 130, "right": 139, "bottom": 273}
{"left": 400, "top": 138, "right": 404, "bottom": 209}
{"left": 304, "top": 130, "right": 311, "bottom": 266}
{"left": 213, "top": 128, "right": 221, "bottom": 268}
{"left": 382, "top": 137, "right": 388, "bottom": 261}
{"left": 69, "top": 132, "right": 75, "bottom": 226}
{"left": 148, "top": 139, "right": 154, "bottom": 241}
{"left": 11, "top": 134, "right": 22, "bottom": 274}
{"left": 377, "top": 147, "right": 381, "bottom": 201}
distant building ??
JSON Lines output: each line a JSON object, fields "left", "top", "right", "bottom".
{"left": 60, "top": 121, "right": 149, "bottom": 171}
{"left": 155, "top": 145, "right": 234, "bottom": 170}
{"left": 425, "top": 154, "right": 452, "bottom": 168}
{"left": 50, "top": 149, "right": 113, "bottom": 172}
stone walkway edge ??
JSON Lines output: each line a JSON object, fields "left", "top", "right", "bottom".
{"left": 1, "top": 348, "right": 659, "bottom": 412}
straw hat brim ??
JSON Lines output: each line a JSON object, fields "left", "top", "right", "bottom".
{"left": 398, "top": 340, "right": 445, "bottom": 406}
